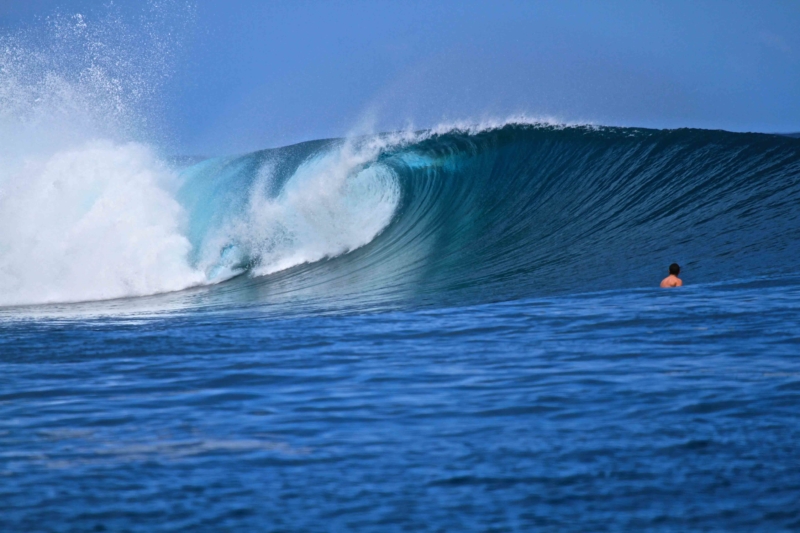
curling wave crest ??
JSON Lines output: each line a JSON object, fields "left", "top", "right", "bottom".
{"left": 169, "top": 123, "right": 800, "bottom": 311}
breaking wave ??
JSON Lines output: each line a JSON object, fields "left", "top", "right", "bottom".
{"left": 2, "top": 5, "right": 799, "bottom": 310}
{"left": 174, "top": 124, "right": 800, "bottom": 310}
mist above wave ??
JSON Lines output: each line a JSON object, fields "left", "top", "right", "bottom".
{"left": 0, "top": 4, "right": 204, "bottom": 306}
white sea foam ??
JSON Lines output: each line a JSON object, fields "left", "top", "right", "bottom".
{"left": 197, "top": 139, "right": 401, "bottom": 280}
{"left": 0, "top": 142, "right": 205, "bottom": 306}
{"left": 423, "top": 113, "right": 596, "bottom": 137}
{"left": 0, "top": 5, "right": 203, "bottom": 306}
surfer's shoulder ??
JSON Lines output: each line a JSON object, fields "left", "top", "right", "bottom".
{"left": 660, "top": 263, "right": 683, "bottom": 288}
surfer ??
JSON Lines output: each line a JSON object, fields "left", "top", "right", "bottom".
{"left": 660, "top": 263, "right": 683, "bottom": 288}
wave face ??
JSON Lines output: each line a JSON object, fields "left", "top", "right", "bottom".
{"left": 169, "top": 124, "right": 800, "bottom": 311}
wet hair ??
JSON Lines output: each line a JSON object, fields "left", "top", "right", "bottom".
{"left": 669, "top": 263, "right": 680, "bottom": 276}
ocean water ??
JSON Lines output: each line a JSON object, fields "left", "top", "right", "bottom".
{"left": 2, "top": 8, "right": 800, "bottom": 533}
{"left": 2, "top": 276, "right": 800, "bottom": 531}
{"left": 2, "top": 125, "right": 800, "bottom": 532}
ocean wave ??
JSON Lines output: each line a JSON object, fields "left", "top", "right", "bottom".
{"left": 167, "top": 123, "right": 800, "bottom": 310}
{"left": 3, "top": 117, "right": 800, "bottom": 309}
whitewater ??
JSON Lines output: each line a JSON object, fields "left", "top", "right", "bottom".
{"left": 2, "top": 7, "right": 800, "bottom": 533}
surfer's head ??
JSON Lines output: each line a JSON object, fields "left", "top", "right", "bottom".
{"left": 669, "top": 263, "right": 681, "bottom": 276}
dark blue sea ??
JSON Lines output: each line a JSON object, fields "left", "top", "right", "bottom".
{"left": 2, "top": 125, "right": 800, "bottom": 531}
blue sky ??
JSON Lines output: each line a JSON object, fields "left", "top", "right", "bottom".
{"left": 2, "top": 0, "right": 799, "bottom": 155}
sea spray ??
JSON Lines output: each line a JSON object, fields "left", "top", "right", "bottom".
{"left": 0, "top": 142, "right": 204, "bottom": 305}
{"left": 0, "top": 4, "right": 203, "bottom": 306}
